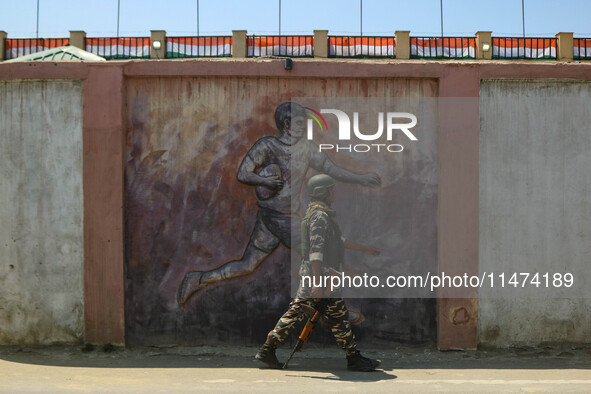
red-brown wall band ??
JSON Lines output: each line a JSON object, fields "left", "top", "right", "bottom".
{"left": 1, "top": 59, "right": 590, "bottom": 349}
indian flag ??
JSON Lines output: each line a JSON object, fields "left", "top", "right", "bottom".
{"left": 248, "top": 36, "right": 313, "bottom": 57}
{"left": 5, "top": 38, "right": 70, "bottom": 59}
{"left": 492, "top": 38, "right": 556, "bottom": 59}
{"left": 574, "top": 38, "right": 591, "bottom": 59}
{"left": 411, "top": 37, "right": 475, "bottom": 58}
{"left": 166, "top": 37, "right": 232, "bottom": 57}
{"left": 85, "top": 38, "right": 150, "bottom": 59}
{"left": 329, "top": 36, "right": 395, "bottom": 57}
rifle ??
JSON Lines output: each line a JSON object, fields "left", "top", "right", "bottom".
{"left": 282, "top": 298, "right": 327, "bottom": 369}
{"left": 283, "top": 268, "right": 342, "bottom": 369}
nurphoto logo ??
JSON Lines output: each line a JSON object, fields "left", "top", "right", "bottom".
{"left": 305, "top": 108, "right": 418, "bottom": 153}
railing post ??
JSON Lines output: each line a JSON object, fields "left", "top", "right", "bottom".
{"left": 232, "top": 30, "right": 247, "bottom": 58}
{"left": 150, "top": 30, "right": 166, "bottom": 59}
{"left": 314, "top": 30, "right": 328, "bottom": 58}
{"left": 0, "top": 31, "right": 7, "bottom": 61}
{"left": 395, "top": 30, "right": 410, "bottom": 59}
{"left": 556, "top": 32, "right": 573, "bottom": 62}
{"left": 475, "top": 31, "right": 493, "bottom": 60}
{"left": 69, "top": 30, "right": 86, "bottom": 50}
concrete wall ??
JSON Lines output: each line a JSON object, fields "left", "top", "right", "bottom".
{"left": 0, "top": 80, "right": 84, "bottom": 344}
{"left": 1, "top": 60, "right": 591, "bottom": 349}
{"left": 479, "top": 80, "right": 591, "bottom": 346}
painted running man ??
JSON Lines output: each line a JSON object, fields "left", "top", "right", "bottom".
{"left": 177, "top": 102, "right": 381, "bottom": 305}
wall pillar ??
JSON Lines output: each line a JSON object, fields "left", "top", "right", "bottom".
{"left": 0, "top": 31, "right": 7, "bottom": 61}
{"left": 82, "top": 64, "right": 126, "bottom": 345}
{"left": 314, "top": 30, "right": 328, "bottom": 58}
{"left": 437, "top": 68, "right": 481, "bottom": 350}
{"left": 69, "top": 30, "right": 86, "bottom": 50}
{"left": 556, "top": 32, "right": 573, "bottom": 62}
{"left": 232, "top": 30, "right": 247, "bottom": 58}
{"left": 150, "top": 30, "right": 166, "bottom": 59}
{"left": 476, "top": 31, "right": 492, "bottom": 60}
{"left": 395, "top": 30, "right": 410, "bottom": 59}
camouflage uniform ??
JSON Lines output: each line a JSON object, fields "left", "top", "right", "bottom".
{"left": 265, "top": 199, "right": 357, "bottom": 356}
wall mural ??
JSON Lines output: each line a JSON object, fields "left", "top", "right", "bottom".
{"left": 177, "top": 101, "right": 381, "bottom": 305}
{"left": 125, "top": 77, "right": 437, "bottom": 346}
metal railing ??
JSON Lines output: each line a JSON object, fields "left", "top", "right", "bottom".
{"left": 6, "top": 34, "right": 589, "bottom": 62}
{"left": 165, "top": 36, "right": 232, "bottom": 58}
{"left": 5, "top": 38, "right": 69, "bottom": 60}
{"left": 492, "top": 37, "right": 557, "bottom": 60}
{"left": 573, "top": 38, "right": 591, "bottom": 60}
{"left": 328, "top": 36, "right": 395, "bottom": 58}
{"left": 410, "top": 37, "right": 475, "bottom": 59}
{"left": 85, "top": 37, "right": 151, "bottom": 60}
{"left": 247, "top": 35, "right": 313, "bottom": 57}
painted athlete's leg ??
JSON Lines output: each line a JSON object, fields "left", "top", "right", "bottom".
{"left": 323, "top": 298, "right": 358, "bottom": 356}
{"left": 202, "top": 242, "right": 272, "bottom": 282}
{"left": 259, "top": 208, "right": 302, "bottom": 252}
{"left": 177, "top": 242, "right": 272, "bottom": 305}
{"left": 177, "top": 211, "right": 280, "bottom": 305}
{"left": 264, "top": 298, "right": 315, "bottom": 346}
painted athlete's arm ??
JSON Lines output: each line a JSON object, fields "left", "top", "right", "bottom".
{"left": 310, "top": 149, "right": 381, "bottom": 187}
{"left": 344, "top": 239, "right": 381, "bottom": 256}
{"left": 236, "top": 150, "right": 284, "bottom": 190}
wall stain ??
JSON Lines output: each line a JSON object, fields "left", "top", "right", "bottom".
{"left": 452, "top": 307, "right": 471, "bottom": 325}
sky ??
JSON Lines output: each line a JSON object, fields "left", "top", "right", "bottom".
{"left": 1, "top": 0, "right": 590, "bottom": 38}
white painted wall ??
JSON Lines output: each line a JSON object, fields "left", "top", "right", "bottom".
{"left": 0, "top": 80, "right": 84, "bottom": 344}
{"left": 479, "top": 80, "right": 591, "bottom": 346}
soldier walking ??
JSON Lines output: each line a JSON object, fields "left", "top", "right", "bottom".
{"left": 256, "top": 174, "right": 381, "bottom": 371}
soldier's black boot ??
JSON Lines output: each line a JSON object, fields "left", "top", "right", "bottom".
{"left": 255, "top": 344, "right": 283, "bottom": 369}
{"left": 347, "top": 350, "right": 381, "bottom": 371}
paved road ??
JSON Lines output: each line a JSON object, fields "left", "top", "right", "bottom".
{"left": 1, "top": 346, "right": 590, "bottom": 393}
